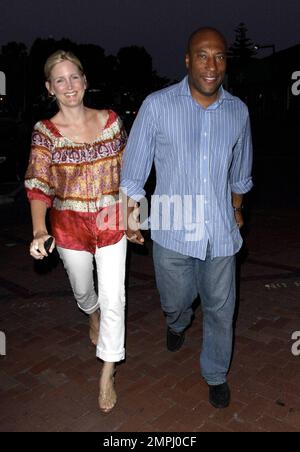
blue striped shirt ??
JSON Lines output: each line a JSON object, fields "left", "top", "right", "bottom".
{"left": 120, "top": 76, "right": 253, "bottom": 259}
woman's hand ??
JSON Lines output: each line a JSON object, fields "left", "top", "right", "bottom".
{"left": 30, "top": 232, "right": 55, "bottom": 260}
{"left": 121, "top": 193, "right": 145, "bottom": 246}
{"left": 125, "top": 227, "right": 144, "bottom": 245}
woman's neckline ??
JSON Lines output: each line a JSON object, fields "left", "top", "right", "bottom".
{"left": 45, "top": 109, "right": 113, "bottom": 145}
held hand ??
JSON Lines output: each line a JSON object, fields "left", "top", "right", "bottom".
{"left": 30, "top": 233, "right": 55, "bottom": 259}
{"left": 123, "top": 197, "right": 144, "bottom": 245}
{"left": 234, "top": 210, "right": 244, "bottom": 229}
{"left": 125, "top": 228, "right": 145, "bottom": 245}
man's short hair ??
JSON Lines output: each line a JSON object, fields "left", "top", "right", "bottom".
{"left": 187, "top": 27, "right": 228, "bottom": 54}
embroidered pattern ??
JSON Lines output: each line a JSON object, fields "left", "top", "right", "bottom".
{"left": 25, "top": 111, "right": 126, "bottom": 213}
{"left": 25, "top": 111, "right": 126, "bottom": 252}
{"left": 53, "top": 195, "right": 121, "bottom": 213}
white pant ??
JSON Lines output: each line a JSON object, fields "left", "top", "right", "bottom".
{"left": 57, "top": 236, "right": 127, "bottom": 362}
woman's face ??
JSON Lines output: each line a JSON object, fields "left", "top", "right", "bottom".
{"left": 46, "top": 60, "right": 86, "bottom": 108}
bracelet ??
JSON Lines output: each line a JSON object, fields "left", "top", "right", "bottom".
{"left": 233, "top": 206, "right": 243, "bottom": 212}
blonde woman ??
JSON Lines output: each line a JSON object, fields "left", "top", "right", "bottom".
{"left": 25, "top": 50, "right": 127, "bottom": 414}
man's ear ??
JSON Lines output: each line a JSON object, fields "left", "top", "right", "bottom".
{"left": 185, "top": 53, "right": 190, "bottom": 70}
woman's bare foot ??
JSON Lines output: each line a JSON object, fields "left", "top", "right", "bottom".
{"left": 98, "top": 362, "right": 116, "bottom": 414}
{"left": 89, "top": 310, "right": 100, "bottom": 346}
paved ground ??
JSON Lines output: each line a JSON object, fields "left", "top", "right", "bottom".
{"left": 0, "top": 192, "right": 300, "bottom": 432}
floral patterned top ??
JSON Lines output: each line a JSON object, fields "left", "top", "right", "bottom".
{"left": 25, "top": 110, "right": 127, "bottom": 253}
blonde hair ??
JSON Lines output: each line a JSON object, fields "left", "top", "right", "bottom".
{"left": 44, "top": 50, "right": 84, "bottom": 81}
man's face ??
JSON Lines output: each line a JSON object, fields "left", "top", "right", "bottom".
{"left": 185, "top": 30, "right": 227, "bottom": 106}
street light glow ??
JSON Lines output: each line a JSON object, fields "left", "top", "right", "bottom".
{"left": 254, "top": 44, "right": 276, "bottom": 54}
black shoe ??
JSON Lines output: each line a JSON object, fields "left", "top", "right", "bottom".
{"left": 167, "top": 327, "right": 185, "bottom": 352}
{"left": 209, "top": 383, "right": 231, "bottom": 409}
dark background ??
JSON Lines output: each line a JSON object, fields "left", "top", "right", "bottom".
{"left": 0, "top": 1, "right": 299, "bottom": 434}
{"left": 1, "top": 0, "right": 300, "bottom": 79}
{"left": 0, "top": 0, "right": 299, "bottom": 211}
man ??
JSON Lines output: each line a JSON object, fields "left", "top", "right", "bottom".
{"left": 120, "top": 27, "right": 253, "bottom": 409}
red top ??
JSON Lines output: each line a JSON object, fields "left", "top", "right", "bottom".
{"left": 25, "top": 110, "right": 127, "bottom": 253}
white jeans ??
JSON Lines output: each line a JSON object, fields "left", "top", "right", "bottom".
{"left": 57, "top": 236, "right": 127, "bottom": 362}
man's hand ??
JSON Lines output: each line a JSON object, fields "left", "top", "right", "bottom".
{"left": 126, "top": 227, "right": 145, "bottom": 245}
{"left": 234, "top": 209, "right": 244, "bottom": 229}
{"left": 121, "top": 193, "right": 145, "bottom": 245}
{"left": 232, "top": 193, "right": 244, "bottom": 229}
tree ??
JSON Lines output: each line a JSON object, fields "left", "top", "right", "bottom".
{"left": 228, "top": 23, "right": 257, "bottom": 60}
{"left": 117, "top": 46, "right": 153, "bottom": 91}
{"left": 1, "top": 42, "right": 27, "bottom": 57}
{"left": 0, "top": 38, "right": 170, "bottom": 122}
{"left": 29, "top": 38, "right": 78, "bottom": 100}
{"left": 77, "top": 43, "right": 106, "bottom": 88}
{"left": 116, "top": 45, "right": 166, "bottom": 107}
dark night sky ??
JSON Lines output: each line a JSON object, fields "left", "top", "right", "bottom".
{"left": 1, "top": 0, "right": 300, "bottom": 79}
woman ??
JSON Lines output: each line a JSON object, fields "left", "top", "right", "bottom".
{"left": 25, "top": 50, "right": 127, "bottom": 414}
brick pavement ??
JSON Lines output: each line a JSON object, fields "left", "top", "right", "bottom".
{"left": 0, "top": 201, "right": 300, "bottom": 432}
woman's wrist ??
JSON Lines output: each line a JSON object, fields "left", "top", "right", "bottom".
{"left": 33, "top": 230, "right": 48, "bottom": 239}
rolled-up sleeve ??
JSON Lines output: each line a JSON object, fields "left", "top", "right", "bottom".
{"left": 230, "top": 113, "right": 253, "bottom": 194}
{"left": 24, "top": 125, "right": 54, "bottom": 208}
{"left": 120, "top": 98, "right": 156, "bottom": 201}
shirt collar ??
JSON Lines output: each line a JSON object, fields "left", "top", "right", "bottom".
{"left": 177, "top": 76, "right": 233, "bottom": 109}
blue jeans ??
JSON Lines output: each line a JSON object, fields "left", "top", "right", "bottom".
{"left": 153, "top": 242, "right": 236, "bottom": 385}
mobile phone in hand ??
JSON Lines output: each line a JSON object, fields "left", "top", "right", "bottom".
{"left": 44, "top": 236, "right": 54, "bottom": 253}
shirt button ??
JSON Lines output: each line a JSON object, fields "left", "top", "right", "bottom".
{"left": 205, "top": 220, "right": 209, "bottom": 224}
{"left": 203, "top": 156, "right": 207, "bottom": 160}
{"left": 204, "top": 132, "right": 207, "bottom": 137}
{"left": 204, "top": 178, "right": 207, "bottom": 183}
